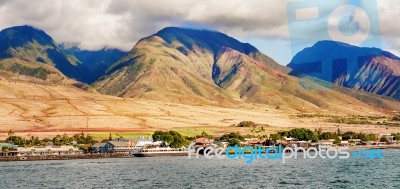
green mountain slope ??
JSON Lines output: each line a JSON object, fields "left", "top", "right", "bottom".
{"left": 0, "top": 25, "right": 88, "bottom": 82}
{"left": 94, "top": 27, "right": 398, "bottom": 113}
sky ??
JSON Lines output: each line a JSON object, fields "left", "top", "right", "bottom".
{"left": 0, "top": 0, "right": 399, "bottom": 65}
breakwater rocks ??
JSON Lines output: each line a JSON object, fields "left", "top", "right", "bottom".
{"left": 0, "top": 154, "right": 132, "bottom": 162}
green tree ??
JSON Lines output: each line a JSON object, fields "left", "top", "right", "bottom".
{"left": 83, "top": 135, "right": 96, "bottom": 145}
{"left": 7, "top": 129, "right": 14, "bottom": 144}
{"left": 152, "top": 131, "right": 173, "bottom": 144}
{"left": 342, "top": 131, "right": 360, "bottom": 140}
{"left": 169, "top": 131, "right": 190, "bottom": 148}
{"left": 152, "top": 131, "right": 190, "bottom": 148}
{"left": 217, "top": 133, "right": 245, "bottom": 146}
{"left": 380, "top": 137, "right": 389, "bottom": 143}
{"left": 270, "top": 133, "right": 284, "bottom": 141}
{"left": 337, "top": 127, "right": 342, "bottom": 136}
{"left": 319, "top": 132, "right": 341, "bottom": 144}
{"left": 42, "top": 138, "right": 51, "bottom": 145}
{"left": 319, "top": 132, "right": 339, "bottom": 140}
{"left": 334, "top": 138, "right": 341, "bottom": 145}
{"left": 79, "top": 144, "right": 90, "bottom": 153}
{"left": 2, "top": 146, "right": 10, "bottom": 156}
{"left": 28, "top": 136, "right": 41, "bottom": 146}
{"left": 287, "top": 128, "right": 318, "bottom": 141}
{"left": 361, "top": 134, "right": 378, "bottom": 142}
{"left": 53, "top": 134, "right": 62, "bottom": 145}
{"left": 196, "top": 131, "right": 213, "bottom": 139}
{"left": 6, "top": 135, "right": 26, "bottom": 146}
{"left": 61, "top": 133, "right": 72, "bottom": 145}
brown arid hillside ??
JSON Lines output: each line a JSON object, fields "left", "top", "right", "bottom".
{"left": 1, "top": 79, "right": 400, "bottom": 139}
{"left": 94, "top": 27, "right": 398, "bottom": 114}
{"left": 94, "top": 27, "right": 291, "bottom": 106}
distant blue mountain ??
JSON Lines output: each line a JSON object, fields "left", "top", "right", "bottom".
{"left": 0, "top": 25, "right": 127, "bottom": 84}
{"left": 0, "top": 25, "right": 88, "bottom": 82}
{"left": 62, "top": 46, "right": 127, "bottom": 83}
{"left": 0, "top": 25, "right": 54, "bottom": 53}
{"left": 288, "top": 40, "right": 400, "bottom": 100}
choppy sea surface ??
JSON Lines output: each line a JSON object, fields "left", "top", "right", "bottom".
{"left": 1, "top": 149, "right": 400, "bottom": 188}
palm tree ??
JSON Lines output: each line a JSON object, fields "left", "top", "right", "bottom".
{"left": 251, "top": 126, "right": 256, "bottom": 136}
{"left": 8, "top": 129, "right": 14, "bottom": 137}
{"left": 109, "top": 133, "right": 112, "bottom": 141}
{"left": 62, "top": 133, "right": 70, "bottom": 145}
{"left": 7, "top": 129, "right": 14, "bottom": 144}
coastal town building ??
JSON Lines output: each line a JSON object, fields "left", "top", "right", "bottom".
{"left": 380, "top": 134, "right": 395, "bottom": 143}
{"left": 134, "top": 137, "right": 155, "bottom": 147}
{"left": 193, "top": 137, "right": 214, "bottom": 148}
{"left": 244, "top": 138, "right": 266, "bottom": 147}
{"left": 98, "top": 137, "right": 157, "bottom": 154}
{"left": 348, "top": 139, "right": 362, "bottom": 146}
{"left": 90, "top": 142, "right": 106, "bottom": 153}
{"left": 100, "top": 141, "right": 136, "bottom": 154}
{"left": 3, "top": 145, "right": 82, "bottom": 156}
{"left": 190, "top": 137, "right": 216, "bottom": 154}
{"left": 0, "top": 143, "right": 17, "bottom": 156}
{"left": 214, "top": 141, "right": 229, "bottom": 149}
{"left": 194, "top": 137, "right": 213, "bottom": 145}
{"left": 316, "top": 139, "right": 335, "bottom": 149}
{"left": 339, "top": 140, "right": 349, "bottom": 147}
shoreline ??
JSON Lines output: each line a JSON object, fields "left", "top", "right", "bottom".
{"left": 0, "top": 154, "right": 132, "bottom": 162}
{"left": 1, "top": 145, "right": 400, "bottom": 162}
{"left": 348, "top": 145, "right": 400, "bottom": 150}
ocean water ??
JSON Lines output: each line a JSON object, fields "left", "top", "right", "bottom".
{"left": 1, "top": 149, "right": 400, "bottom": 189}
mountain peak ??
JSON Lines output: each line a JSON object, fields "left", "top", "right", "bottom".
{"left": 0, "top": 25, "right": 54, "bottom": 50}
{"left": 5, "top": 25, "right": 41, "bottom": 31}
{"left": 288, "top": 40, "right": 400, "bottom": 100}
{"left": 153, "top": 27, "right": 259, "bottom": 55}
{"left": 95, "top": 26, "right": 290, "bottom": 103}
{"left": 312, "top": 40, "right": 355, "bottom": 48}
{"left": 311, "top": 40, "right": 400, "bottom": 61}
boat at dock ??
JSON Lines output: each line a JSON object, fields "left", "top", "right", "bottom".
{"left": 131, "top": 147, "right": 188, "bottom": 157}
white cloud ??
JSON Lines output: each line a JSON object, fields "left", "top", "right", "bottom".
{"left": 377, "top": 0, "right": 400, "bottom": 54}
{"left": 0, "top": 0, "right": 289, "bottom": 51}
{"left": 0, "top": 0, "right": 398, "bottom": 55}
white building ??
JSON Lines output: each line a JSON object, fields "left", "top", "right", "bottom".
{"left": 9, "top": 146, "right": 82, "bottom": 156}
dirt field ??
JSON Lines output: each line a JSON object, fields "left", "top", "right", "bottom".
{"left": 0, "top": 80, "right": 399, "bottom": 140}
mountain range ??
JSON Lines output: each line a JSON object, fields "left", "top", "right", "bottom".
{"left": 288, "top": 41, "right": 400, "bottom": 101}
{"left": 0, "top": 25, "right": 126, "bottom": 84}
{"left": 0, "top": 25, "right": 399, "bottom": 113}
